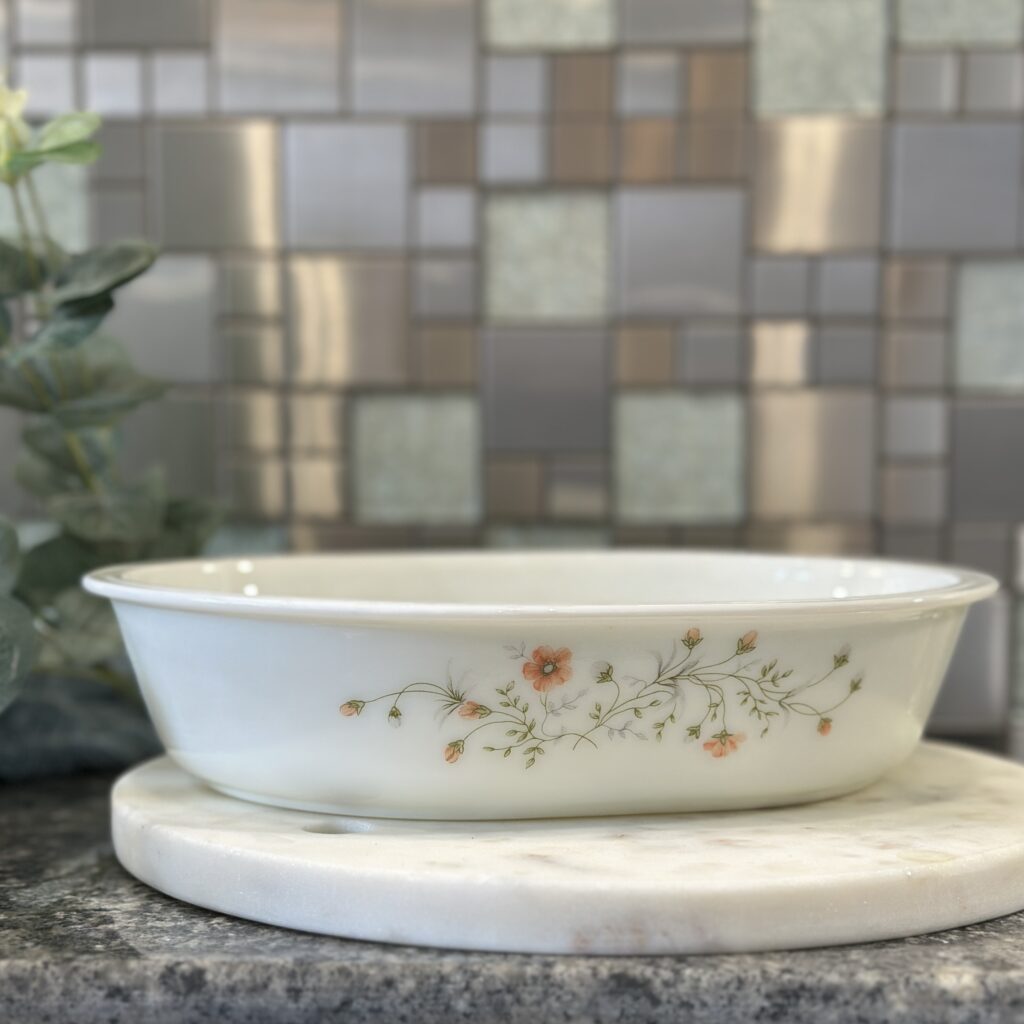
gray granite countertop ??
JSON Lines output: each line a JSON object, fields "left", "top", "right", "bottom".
{"left": 1, "top": 772, "right": 1023, "bottom": 1024}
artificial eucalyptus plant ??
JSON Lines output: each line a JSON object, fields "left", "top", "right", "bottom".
{"left": 0, "top": 82, "right": 219, "bottom": 716}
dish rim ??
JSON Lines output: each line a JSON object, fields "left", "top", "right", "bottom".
{"left": 83, "top": 549, "right": 999, "bottom": 622}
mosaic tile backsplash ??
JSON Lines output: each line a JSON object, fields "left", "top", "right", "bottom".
{"left": 0, "top": 0, "right": 1023, "bottom": 749}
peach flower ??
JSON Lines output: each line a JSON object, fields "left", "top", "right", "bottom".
{"left": 522, "top": 645, "right": 573, "bottom": 693}
{"left": 458, "top": 700, "right": 490, "bottom": 719}
{"left": 339, "top": 701, "right": 364, "bottom": 717}
{"left": 683, "top": 627, "right": 702, "bottom": 649}
{"left": 818, "top": 717, "right": 832, "bottom": 736}
{"left": 444, "top": 740, "right": 464, "bottom": 764}
{"left": 736, "top": 630, "right": 758, "bottom": 654}
{"left": 703, "top": 730, "right": 746, "bottom": 758}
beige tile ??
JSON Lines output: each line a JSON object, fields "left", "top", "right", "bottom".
{"left": 223, "top": 324, "right": 287, "bottom": 384}
{"left": 416, "top": 326, "right": 478, "bottom": 386}
{"left": 290, "top": 457, "right": 345, "bottom": 520}
{"left": 750, "top": 321, "right": 811, "bottom": 386}
{"left": 550, "top": 120, "right": 613, "bottom": 183}
{"left": 619, "top": 118, "right": 678, "bottom": 183}
{"left": 416, "top": 120, "right": 477, "bottom": 183}
{"left": 884, "top": 258, "right": 949, "bottom": 320}
{"left": 486, "top": 457, "right": 544, "bottom": 520}
{"left": 688, "top": 50, "right": 748, "bottom": 112}
{"left": 615, "top": 325, "right": 675, "bottom": 384}
{"left": 290, "top": 523, "right": 413, "bottom": 550}
{"left": 747, "top": 523, "right": 875, "bottom": 556}
{"left": 882, "top": 327, "right": 946, "bottom": 389}
{"left": 219, "top": 257, "right": 281, "bottom": 317}
{"left": 881, "top": 464, "right": 946, "bottom": 524}
{"left": 224, "top": 459, "right": 287, "bottom": 519}
{"left": 225, "top": 391, "right": 283, "bottom": 453}
{"left": 547, "top": 455, "right": 608, "bottom": 520}
{"left": 685, "top": 117, "right": 748, "bottom": 180}
{"left": 552, "top": 54, "right": 613, "bottom": 116}
{"left": 289, "top": 393, "right": 345, "bottom": 452}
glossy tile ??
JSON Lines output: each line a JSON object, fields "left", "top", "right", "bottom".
{"left": 881, "top": 464, "right": 946, "bottom": 524}
{"left": 888, "top": 122, "right": 1021, "bottom": 251}
{"left": 893, "top": 51, "right": 959, "bottom": 113}
{"left": 415, "top": 188, "right": 476, "bottom": 249}
{"left": 486, "top": 0, "right": 613, "bottom": 49}
{"left": 678, "top": 322, "right": 745, "bottom": 385}
{"left": 151, "top": 52, "right": 209, "bottom": 115}
{"left": 688, "top": 50, "right": 747, "bottom": 113}
{"left": 486, "top": 193, "right": 609, "bottom": 322}
{"left": 884, "top": 396, "right": 948, "bottom": 458}
{"left": 416, "top": 120, "right": 477, "bottom": 183}
{"left": 751, "top": 391, "right": 876, "bottom": 518}
{"left": 550, "top": 121, "right": 614, "bottom": 183}
{"left": 755, "top": 120, "right": 882, "bottom": 252}
{"left": 547, "top": 455, "right": 608, "bottom": 520}
{"left": 416, "top": 326, "right": 478, "bottom": 386}
{"left": 225, "top": 391, "right": 283, "bottom": 454}
{"left": 486, "top": 457, "right": 544, "bottom": 520}
{"left": 224, "top": 459, "right": 287, "bottom": 520}
{"left": 965, "top": 51, "right": 1024, "bottom": 112}
{"left": 951, "top": 524, "right": 1012, "bottom": 581}
{"left": 750, "top": 257, "right": 811, "bottom": 315}
{"left": 353, "top": 396, "right": 481, "bottom": 525}
{"left": 898, "top": 0, "right": 1023, "bottom": 45}
{"left": 884, "top": 259, "right": 950, "bottom": 320}
{"left": 553, "top": 54, "right": 613, "bottom": 116}
{"left": 289, "top": 393, "right": 346, "bottom": 452}
{"left": 615, "top": 325, "right": 675, "bottom": 385}
{"left": 16, "top": 0, "right": 74, "bottom": 45}
{"left": 291, "top": 458, "right": 345, "bottom": 520}
{"left": 621, "top": 0, "right": 747, "bottom": 43}
{"left": 286, "top": 123, "right": 407, "bottom": 249}
{"left": 619, "top": 119, "right": 677, "bottom": 183}
{"left": 882, "top": 327, "right": 947, "bottom": 389}
{"left": 154, "top": 123, "right": 278, "bottom": 249}
{"left": 956, "top": 262, "right": 1024, "bottom": 392}
{"left": 481, "top": 122, "right": 545, "bottom": 182}
{"left": 952, "top": 401, "right": 1024, "bottom": 519}
{"left": 289, "top": 256, "right": 407, "bottom": 385}
{"left": 684, "top": 119, "right": 748, "bottom": 181}
{"left": 219, "top": 258, "right": 282, "bottom": 317}
{"left": 413, "top": 257, "right": 477, "bottom": 318}
{"left": 817, "top": 257, "right": 878, "bottom": 316}
{"left": 818, "top": 324, "right": 878, "bottom": 385}
{"left": 218, "top": 0, "right": 341, "bottom": 113}
{"left": 484, "top": 328, "right": 608, "bottom": 451}
{"left": 616, "top": 188, "right": 744, "bottom": 315}
{"left": 616, "top": 393, "right": 745, "bottom": 523}
{"left": 84, "top": 54, "right": 142, "bottom": 117}
{"left": 16, "top": 55, "right": 75, "bottom": 115}
{"left": 755, "top": 0, "right": 886, "bottom": 114}
{"left": 353, "top": 0, "right": 474, "bottom": 114}
{"left": 617, "top": 51, "right": 680, "bottom": 116}
{"left": 750, "top": 321, "right": 811, "bottom": 386}
{"left": 223, "top": 324, "right": 287, "bottom": 385}
{"left": 486, "top": 56, "right": 547, "bottom": 115}
{"left": 81, "top": 0, "right": 209, "bottom": 46}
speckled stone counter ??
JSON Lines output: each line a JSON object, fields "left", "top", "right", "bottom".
{"left": 2, "top": 772, "right": 1024, "bottom": 1024}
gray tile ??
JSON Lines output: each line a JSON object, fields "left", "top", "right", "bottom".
{"left": 616, "top": 393, "right": 745, "bottom": 524}
{"left": 616, "top": 188, "right": 744, "bottom": 315}
{"left": 881, "top": 526, "right": 943, "bottom": 561}
{"left": 884, "top": 259, "right": 949, "bottom": 320}
{"left": 755, "top": 0, "right": 887, "bottom": 115}
{"left": 894, "top": 51, "right": 959, "bottom": 113}
{"left": 547, "top": 455, "right": 608, "bottom": 520}
{"left": 92, "top": 122, "right": 144, "bottom": 181}
{"left": 353, "top": 396, "right": 481, "bottom": 525}
{"left": 413, "top": 258, "right": 477, "bottom": 318}
{"left": 415, "top": 188, "right": 476, "bottom": 249}
{"left": 223, "top": 459, "right": 287, "bottom": 520}
{"left": 616, "top": 51, "right": 680, "bottom": 115}
{"left": 749, "top": 321, "right": 811, "bottom": 386}
{"left": 484, "top": 328, "right": 608, "bottom": 451}
{"left": 82, "top": 0, "right": 209, "bottom": 47}
{"left": 755, "top": 120, "right": 882, "bottom": 252}
{"left": 154, "top": 123, "right": 279, "bottom": 249}
{"left": 416, "top": 326, "right": 478, "bottom": 386}
{"left": 881, "top": 464, "right": 946, "bottom": 524}
{"left": 291, "top": 457, "right": 345, "bottom": 520}
{"left": 486, "top": 456, "right": 543, "bottom": 520}
{"left": 956, "top": 261, "right": 1024, "bottom": 391}
{"left": 817, "top": 257, "right": 879, "bottom": 316}
{"left": 888, "top": 122, "right": 1022, "bottom": 251}
{"left": 884, "top": 396, "right": 948, "bottom": 458}
{"left": 84, "top": 54, "right": 142, "bottom": 116}
{"left": 285, "top": 122, "right": 407, "bottom": 249}
{"left": 750, "top": 257, "right": 810, "bottom": 315}
{"left": 106, "top": 255, "right": 216, "bottom": 384}
{"left": 289, "top": 256, "right": 407, "bottom": 385}
{"left": 898, "top": 0, "right": 1023, "bottom": 46}
{"left": 616, "top": 325, "right": 674, "bottom": 385}
{"left": 225, "top": 391, "right": 283, "bottom": 453}
{"left": 151, "top": 52, "right": 209, "bottom": 115}
{"left": 289, "top": 393, "right": 346, "bottom": 453}
{"left": 951, "top": 523, "right": 1011, "bottom": 581}
{"left": 952, "top": 400, "right": 1024, "bottom": 519}
{"left": 679, "top": 321, "right": 745, "bottom": 385}
{"left": 486, "top": 525, "right": 611, "bottom": 548}
{"left": 481, "top": 122, "right": 545, "bottom": 182}
{"left": 882, "top": 327, "right": 947, "bottom": 389}
{"left": 486, "top": 0, "right": 612, "bottom": 48}
{"left": 91, "top": 187, "right": 146, "bottom": 244}
{"left": 818, "top": 324, "right": 877, "bottom": 385}
{"left": 965, "top": 51, "right": 1024, "bottom": 111}
{"left": 223, "top": 324, "right": 287, "bottom": 385}
{"left": 16, "top": 55, "right": 75, "bottom": 115}
{"left": 16, "top": 0, "right": 75, "bottom": 44}
{"left": 353, "top": 0, "right": 474, "bottom": 114}
{"left": 218, "top": 0, "right": 341, "bottom": 113}
{"left": 486, "top": 56, "right": 547, "bottom": 115}
{"left": 622, "top": 0, "right": 747, "bottom": 43}
{"left": 219, "top": 258, "right": 281, "bottom": 317}
{"left": 751, "top": 390, "right": 876, "bottom": 518}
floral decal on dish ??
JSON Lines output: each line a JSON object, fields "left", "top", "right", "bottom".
{"left": 339, "top": 630, "right": 863, "bottom": 770}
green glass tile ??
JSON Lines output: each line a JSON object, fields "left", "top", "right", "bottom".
{"left": 615, "top": 393, "right": 745, "bottom": 523}
{"left": 899, "top": 0, "right": 1023, "bottom": 45}
{"left": 955, "top": 262, "right": 1024, "bottom": 391}
{"left": 755, "top": 0, "right": 887, "bottom": 114}
{"left": 485, "top": 0, "right": 613, "bottom": 49}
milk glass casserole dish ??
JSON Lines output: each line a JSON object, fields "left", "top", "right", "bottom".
{"left": 85, "top": 551, "right": 996, "bottom": 820}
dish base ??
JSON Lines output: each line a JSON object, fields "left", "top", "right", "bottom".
{"left": 111, "top": 742, "right": 1024, "bottom": 955}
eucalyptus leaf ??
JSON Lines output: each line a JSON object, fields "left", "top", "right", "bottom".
{"left": 0, "top": 303, "right": 12, "bottom": 346}
{"left": 30, "top": 294, "right": 113, "bottom": 348}
{"left": 7, "top": 140, "right": 100, "bottom": 176}
{"left": 0, "top": 238, "right": 40, "bottom": 297}
{"left": 0, "top": 516, "right": 20, "bottom": 595}
{"left": 53, "top": 242, "right": 156, "bottom": 307}
{"left": 36, "top": 112, "right": 101, "bottom": 152}
{"left": 22, "top": 419, "right": 115, "bottom": 478}
{"left": 144, "top": 498, "right": 223, "bottom": 559}
{"left": 15, "top": 533, "right": 109, "bottom": 607}
{"left": 15, "top": 449, "right": 81, "bottom": 499}
{"left": 0, "top": 595, "right": 39, "bottom": 714}
{"left": 43, "top": 587, "right": 122, "bottom": 668}
{"left": 48, "top": 487, "right": 165, "bottom": 544}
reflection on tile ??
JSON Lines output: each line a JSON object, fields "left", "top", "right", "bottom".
{"left": 486, "top": 193, "right": 608, "bottom": 322}
{"left": 353, "top": 0, "right": 474, "bottom": 114}
{"left": 354, "top": 396, "right": 481, "bottom": 525}
{"left": 952, "top": 401, "right": 1024, "bottom": 519}
{"left": 486, "top": 525, "right": 610, "bottom": 548}
{"left": 889, "top": 123, "right": 1021, "bottom": 251}
{"left": 486, "top": 457, "right": 543, "bottom": 520}
{"left": 289, "top": 393, "right": 345, "bottom": 452}
{"left": 616, "top": 188, "right": 744, "bottom": 314}
{"left": 881, "top": 464, "right": 945, "bottom": 524}
{"left": 289, "top": 256, "right": 407, "bottom": 385}
{"left": 486, "top": 56, "right": 546, "bottom": 115}
{"left": 91, "top": 187, "right": 145, "bottom": 243}
{"left": 616, "top": 393, "right": 745, "bottom": 523}
{"left": 286, "top": 123, "right": 407, "bottom": 248}
{"left": 951, "top": 523, "right": 1011, "bottom": 581}
{"left": 81, "top": 0, "right": 209, "bottom": 46}
{"left": 751, "top": 391, "right": 875, "bottom": 518}
{"left": 16, "top": 55, "right": 75, "bottom": 114}
{"left": 224, "top": 460, "right": 287, "bottom": 520}
{"left": 689, "top": 50, "right": 747, "bottom": 112}
{"left": 884, "top": 397, "right": 947, "bottom": 458}
{"left": 553, "top": 54, "right": 613, "bottom": 116}
{"left": 750, "top": 321, "right": 811, "bottom": 386}
{"left": 678, "top": 322, "right": 744, "bottom": 385}
{"left": 415, "top": 188, "right": 476, "bottom": 249}
{"left": 84, "top": 54, "right": 142, "bottom": 116}
{"left": 617, "top": 51, "right": 680, "bottom": 115}
{"left": 684, "top": 119, "right": 747, "bottom": 181}
{"left": 750, "top": 256, "right": 810, "bottom": 315}
{"left": 481, "top": 122, "right": 545, "bottom": 182}
{"left": 152, "top": 52, "right": 209, "bottom": 115}
{"left": 622, "top": 0, "right": 747, "bottom": 43}
{"left": 619, "top": 119, "right": 677, "bottom": 183}
{"left": 416, "top": 326, "right": 477, "bottom": 386}
{"left": 291, "top": 458, "right": 345, "bottom": 520}
{"left": 107, "top": 255, "right": 217, "bottom": 384}
{"left": 17, "top": 0, "right": 75, "bottom": 44}
{"left": 413, "top": 258, "right": 477, "bottom": 318}
{"left": 817, "top": 257, "right": 878, "bottom": 316}
{"left": 756, "top": 0, "right": 886, "bottom": 114}
{"left": 883, "top": 327, "right": 946, "bottom": 389}
{"left": 219, "top": 258, "right": 281, "bottom": 317}
{"left": 154, "top": 123, "right": 278, "bottom": 249}
{"left": 965, "top": 51, "right": 1024, "bottom": 111}
{"left": 0, "top": 163, "right": 86, "bottom": 251}
{"left": 225, "top": 391, "right": 283, "bottom": 453}
{"left": 550, "top": 121, "right": 613, "bottom": 183}
{"left": 755, "top": 120, "right": 882, "bottom": 252}
{"left": 484, "top": 328, "right": 608, "bottom": 451}
{"left": 121, "top": 398, "right": 216, "bottom": 499}
{"left": 547, "top": 455, "right": 608, "bottom": 520}
{"left": 615, "top": 325, "right": 674, "bottom": 384}
{"left": 748, "top": 522, "right": 874, "bottom": 556}
{"left": 416, "top": 120, "right": 477, "bottom": 183}
{"left": 898, "top": 0, "right": 1023, "bottom": 45}
{"left": 956, "top": 262, "right": 1024, "bottom": 391}
{"left": 486, "top": 0, "right": 613, "bottom": 49}
{"left": 893, "top": 51, "right": 959, "bottom": 113}
{"left": 884, "top": 259, "right": 949, "bottom": 320}
{"left": 818, "top": 324, "right": 877, "bottom": 385}
{"left": 223, "top": 325, "right": 287, "bottom": 385}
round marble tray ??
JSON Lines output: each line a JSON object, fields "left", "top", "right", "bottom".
{"left": 111, "top": 742, "right": 1024, "bottom": 955}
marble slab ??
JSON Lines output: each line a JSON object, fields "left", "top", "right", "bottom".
{"left": 111, "top": 742, "right": 1024, "bottom": 955}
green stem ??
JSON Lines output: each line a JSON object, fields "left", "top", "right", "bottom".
{"left": 24, "top": 172, "right": 62, "bottom": 275}
{"left": 64, "top": 431, "right": 101, "bottom": 494}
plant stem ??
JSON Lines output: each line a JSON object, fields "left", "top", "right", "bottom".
{"left": 64, "top": 431, "right": 101, "bottom": 494}
{"left": 24, "top": 172, "right": 63, "bottom": 276}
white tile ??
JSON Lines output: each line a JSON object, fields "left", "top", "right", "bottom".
{"left": 84, "top": 54, "right": 143, "bottom": 116}
{"left": 486, "top": 0, "right": 613, "bottom": 49}
{"left": 152, "top": 52, "right": 209, "bottom": 115}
